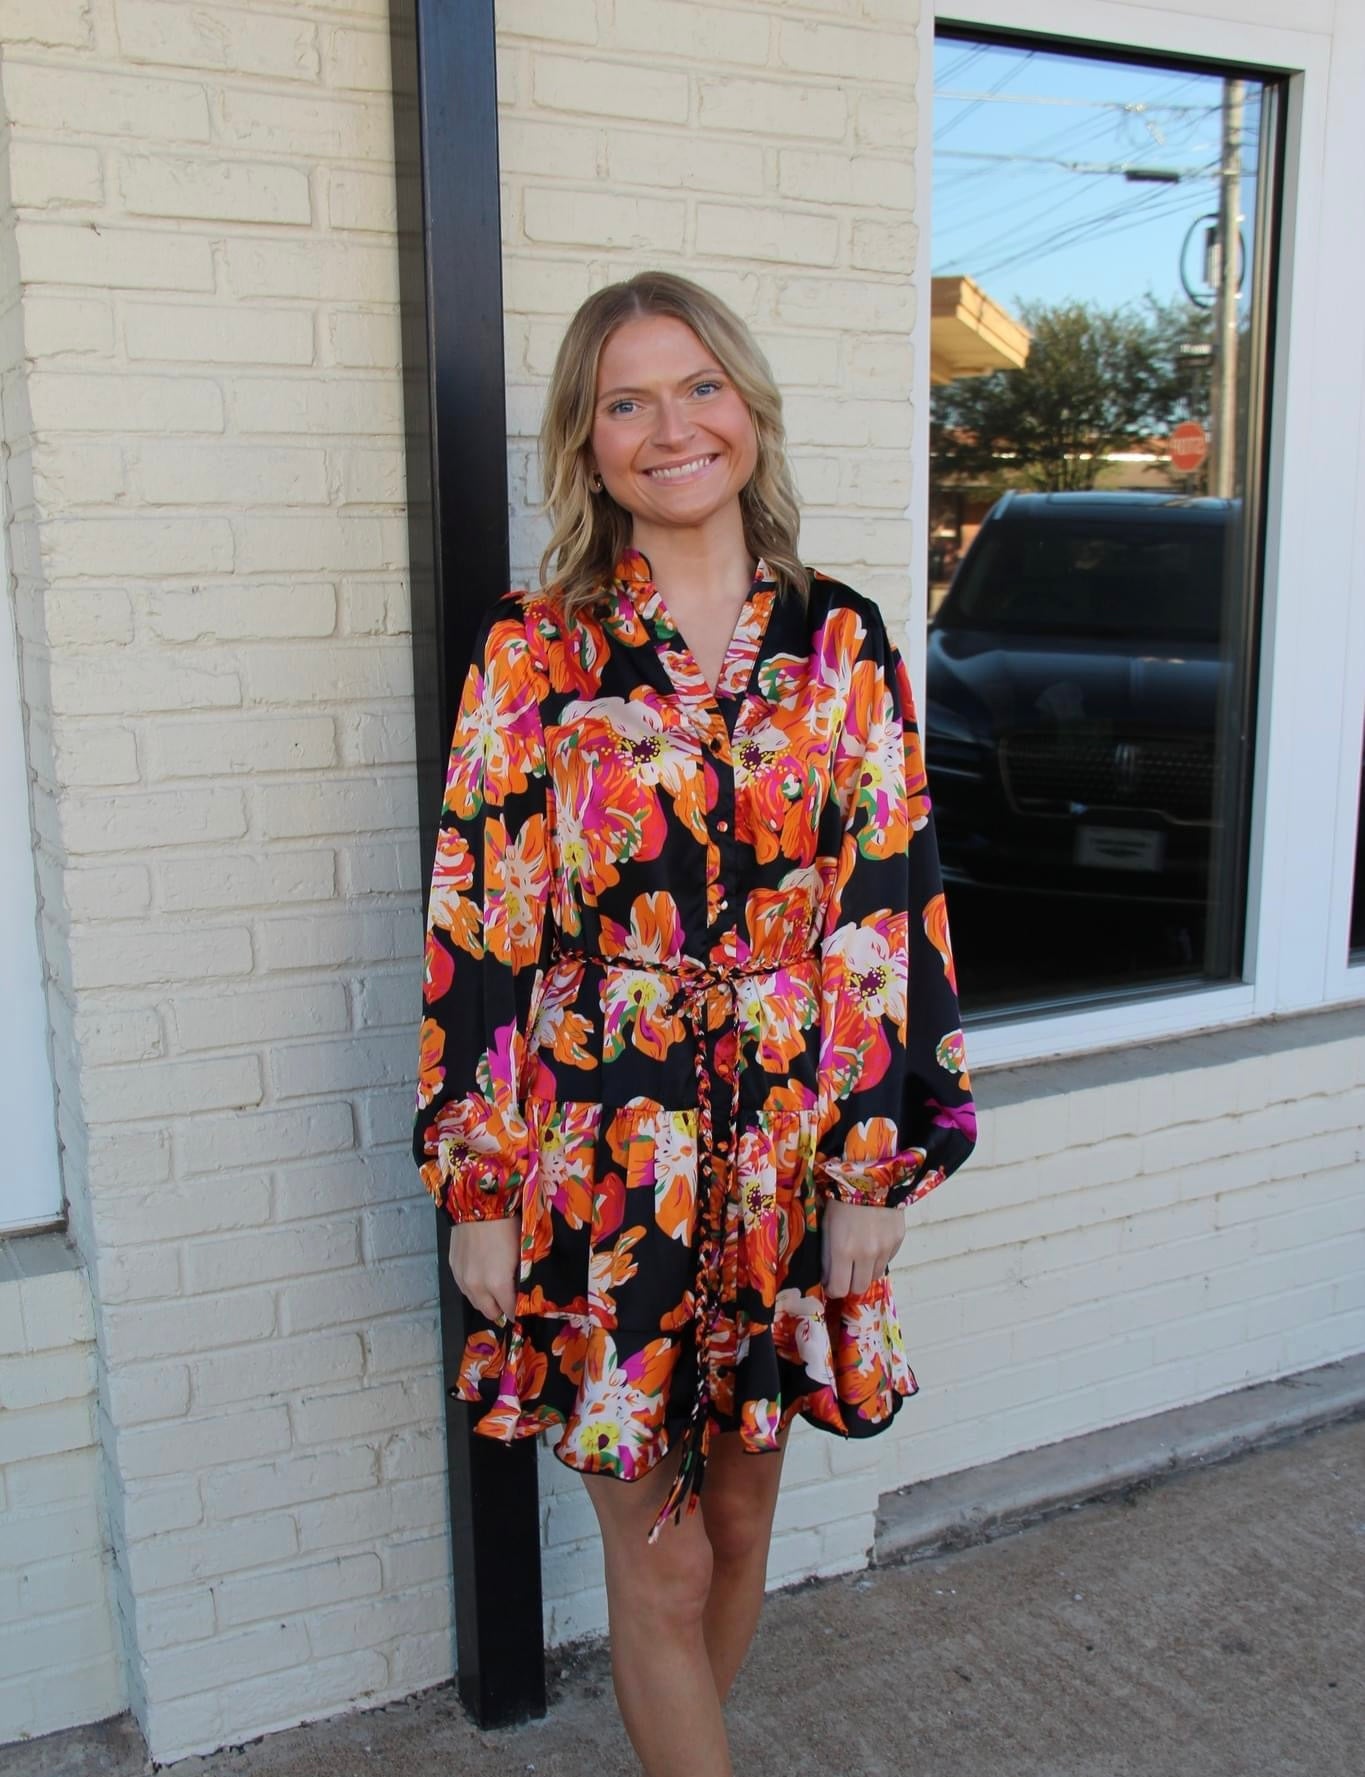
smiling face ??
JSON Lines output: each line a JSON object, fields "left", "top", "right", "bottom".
{"left": 588, "top": 313, "right": 760, "bottom": 543}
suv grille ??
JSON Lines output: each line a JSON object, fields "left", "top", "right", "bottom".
{"left": 999, "top": 731, "right": 1215, "bottom": 823}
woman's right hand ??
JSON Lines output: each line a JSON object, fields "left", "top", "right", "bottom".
{"left": 448, "top": 1216, "right": 520, "bottom": 1324}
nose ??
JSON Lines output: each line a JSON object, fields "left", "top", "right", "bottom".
{"left": 651, "top": 394, "right": 694, "bottom": 451}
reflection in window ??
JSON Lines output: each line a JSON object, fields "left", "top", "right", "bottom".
{"left": 927, "top": 34, "right": 1280, "bottom": 1015}
{"left": 1352, "top": 734, "right": 1365, "bottom": 957}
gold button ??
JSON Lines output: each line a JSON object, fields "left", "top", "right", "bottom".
{"left": 716, "top": 819, "right": 729, "bottom": 833}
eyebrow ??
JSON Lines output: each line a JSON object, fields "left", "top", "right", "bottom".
{"left": 597, "top": 367, "right": 726, "bottom": 400}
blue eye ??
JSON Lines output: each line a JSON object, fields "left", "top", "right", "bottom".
{"left": 693, "top": 380, "right": 722, "bottom": 397}
{"left": 607, "top": 398, "right": 638, "bottom": 416}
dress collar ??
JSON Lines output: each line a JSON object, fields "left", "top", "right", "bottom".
{"left": 609, "top": 547, "right": 777, "bottom": 704}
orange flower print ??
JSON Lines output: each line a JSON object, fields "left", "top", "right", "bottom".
{"left": 740, "top": 1396, "right": 782, "bottom": 1451}
{"left": 773, "top": 1287, "right": 836, "bottom": 1389}
{"left": 484, "top": 812, "right": 550, "bottom": 971}
{"left": 923, "top": 892, "right": 957, "bottom": 995}
{"left": 600, "top": 891, "right": 684, "bottom": 966}
{"left": 733, "top": 708, "right": 829, "bottom": 866}
{"left": 589, "top": 1224, "right": 646, "bottom": 1324}
{"left": 625, "top": 1110, "right": 698, "bottom": 1244}
{"left": 443, "top": 614, "right": 544, "bottom": 819}
{"left": 936, "top": 1027, "right": 970, "bottom": 1092}
{"left": 538, "top": 1102, "right": 598, "bottom": 1231}
{"left": 416, "top": 1017, "right": 446, "bottom": 1111}
{"left": 820, "top": 909, "right": 910, "bottom": 1099}
{"left": 551, "top": 1317, "right": 591, "bottom": 1387}
{"left": 423, "top": 930, "right": 454, "bottom": 1005}
{"left": 832, "top": 1288, "right": 899, "bottom": 1424}
{"left": 844, "top": 1116, "right": 899, "bottom": 1166}
{"left": 453, "top": 1329, "right": 505, "bottom": 1401}
{"left": 553, "top": 745, "right": 667, "bottom": 916}
{"left": 559, "top": 1330, "right": 675, "bottom": 1478}
{"left": 564, "top": 692, "right": 709, "bottom": 844}
{"left": 735, "top": 961, "right": 819, "bottom": 1074}
{"left": 534, "top": 602, "right": 608, "bottom": 698}
{"left": 428, "top": 827, "right": 480, "bottom": 959}
{"left": 602, "top": 966, "right": 684, "bottom": 1064}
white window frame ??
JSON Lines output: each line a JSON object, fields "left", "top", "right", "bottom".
{"left": 914, "top": 1, "right": 1365, "bottom": 1070}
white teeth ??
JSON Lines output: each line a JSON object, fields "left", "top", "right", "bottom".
{"left": 646, "top": 455, "right": 715, "bottom": 482}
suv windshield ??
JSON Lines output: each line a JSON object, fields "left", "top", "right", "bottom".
{"left": 936, "top": 521, "right": 1228, "bottom": 644}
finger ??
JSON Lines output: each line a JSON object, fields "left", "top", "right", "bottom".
{"left": 491, "top": 1270, "right": 519, "bottom": 1323}
{"left": 821, "top": 1208, "right": 833, "bottom": 1292}
{"left": 826, "top": 1252, "right": 853, "bottom": 1299}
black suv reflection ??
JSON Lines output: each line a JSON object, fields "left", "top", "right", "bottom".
{"left": 926, "top": 491, "right": 1240, "bottom": 906}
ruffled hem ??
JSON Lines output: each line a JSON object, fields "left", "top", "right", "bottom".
{"left": 446, "top": 1276, "right": 919, "bottom": 1484}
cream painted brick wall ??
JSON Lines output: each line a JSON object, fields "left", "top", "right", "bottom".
{"left": 0, "top": 0, "right": 439, "bottom": 1761}
{"left": 0, "top": 1240, "right": 125, "bottom": 1744}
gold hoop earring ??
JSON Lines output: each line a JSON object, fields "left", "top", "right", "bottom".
{"left": 589, "top": 471, "right": 604, "bottom": 493}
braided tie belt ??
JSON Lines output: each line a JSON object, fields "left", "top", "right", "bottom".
{"left": 554, "top": 947, "right": 817, "bottom": 1543}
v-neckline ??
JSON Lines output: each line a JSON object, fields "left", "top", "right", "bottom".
{"left": 613, "top": 547, "right": 777, "bottom": 706}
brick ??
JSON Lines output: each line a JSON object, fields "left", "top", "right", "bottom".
{"left": 523, "top": 187, "right": 685, "bottom": 251}
{"left": 326, "top": 169, "right": 396, "bottom": 233}
{"left": 30, "top": 439, "right": 124, "bottom": 503}
{"left": 216, "top": 1551, "right": 381, "bottom": 1631}
{"left": 150, "top": 582, "right": 336, "bottom": 643}
{"left": 855, "top": 92, "right": 918, "bottom": 149}
{"left": 272, "top": 1149, "right": 413, "bottom": 1222}
{"left": 779, "top": 148, "right": 913, "bottom": 212}
{"left": 0, "top": 1345, "right": 94, "bottom": 1411}
{"left": 0, "top": 1500, "right": 101, "bottom": 1570}
{"left": 173, "top": 982, "right": 349, "bottom": 1053}
{"left": 379, "top": 1529, "right": 448, "bottom": 1592}
{"left": 64, "top": 924, "right": 252, "bottom": 991}
{"left": 847, "top": 333, "right": 913, "bottom": 389}
{"left": 280, "top": 1258, "right": 435, "bottom": 1336}
{"left": 255, "top": 775, "right": 417, "bottom": 841}
{"left": 337, "top": 707, "right": 415, "bottom": 764}
{"left": 0, "top": 0, "right": 93, "bottom": 46}
{"left": 532, "top": 55, "right": 688, "bottom": 125}
{"left": 127, "top": 305, "right": 315, "bottom": 368}
{"left": 333, "top": 447, "right": 405, "bottom": 505}
{"left": 2, "top": 1448, "right": 101, "bottom": 1511}
{"left": 696, "top": 202, "right": 839, "bottom": 267}
{"left": 698, "top": 77, "right": 847, "bottom": 141}
{"left": 612, "top": 0, "right": 768, "bottom": 61}
{"left": 119, "top": 1404, "right": 293, "bottom": 1485}
{"left": 259, "top": 907, "right": 420, "bottom": 971}
{"left": 1, "top": 62, "right": 210, "bottom": 140}
{"left": 69, "top": 1004, "right": 163, "bottom": 1068}
{"left": 214, "top": 1648, "right": 388, "bottom": 1748}
{"left": 192, "top": 1330, "right": 364, "bottom": 1411}
{"left": 0, "top": 1397, "right": 94, "bottom": 1464}
{"left": 799, "top": 515, "right": 912, "bottom": 566}
{"left": 327, "top": 311, "right": 399, "bottom": 370}
{"left": 203, "top": 1444, "right": 377, "bottom": 1520}
{"left": 105, "top": 1362, "right": 192, "bottom": 1426}
{"left": 336, "top": 581, "right": 407, "bottom": 636}
{"left": 341, "top": 838, "right": 421, "bottom": 895}
{"left": 777, "top": 18, "right": 906, "bottom": 82}
{"left": 160, "top": 848, "right": 336, "bottom": 912}
{"left": 305, "top": 1582, "right": 446, "bottom": 1659}
{"left": 82, "top": 1054, "right": 261, "bottom": 1123}
{"left": 118, "top": 154, "right": 311, "bottom": 224}
{"left": 123, "top": 1512, "right": 298, "bottom": 1597}
{"left": 91, "top": 1176, "right": 271, "bottom": 1248}
{"left": 6, "top": 141, "right": 103, "bottom": 208}
{"left": 292, "top": 1375, "right": 440, "bottom": 1447}
{"left": 233, "top": 516, "right": 408, "bottom": 575}
{"left": 844, "top": 452, "right": 914, "bottom": 507}
{"left": 498, "top": 0, "right": 597, "bottom": 43}
{"left": 28, "top": 371, "right": 222, "bottom": 436}
{"left": 138, "top": 1588, "right": 215, "bottom": 1652}
{"left": 45, "top": 515, "right": 233, "bottom": 579}
{"left": 184, "top": 1220, "right": 358, "bottom": 1295}
{"left": 92, "top": 1240, "right": 182, "bottom": 1305}
{"left": 16, "top": 220, "right": 214, "bottom": 295}
{"left": 774, "top": 274, "right": 915, "bottom": 331}
{"left": 138, "top": 441, "right": 327, "bottom": 505}
{"left": 354, "top": 970, "right": 419, "bottom": 1031}
{"left": 177, "top": 1102, "right": 353, "bottom": 1175}
{"left": 501, "top": 253, "right": 595, "bottom": 315}
{"left": 234, "top": 376, "right": 404, "bottom": 436}
{"left": 363, "top": 1310, "right": 439, "bottom": 1376}
{"left": 51, "top": 786, "right": 247, "bottom": 855}
{"left": 102, "top": 1290, "right": 275, "bottom": 1365}
{"left": 50, "top": 862, "right": 153, "bottom": 920}
{"left": 223, "top": 237, "right": 398, "bottom": 303}
{"left": 499, "top": 118, "right": 599, "bottom": 182}
{"left": 0, "top": 1603, "right": 115, "bottom": 1682}
{"left": 147, "top": 714, "right": 336, "bottom": 779}
{"left": 379, "top": 1422, "right": 444, "bottom": 1484}
{"left": 21, "top": 300, "right": 115, "bottom": 362}
{"left": 75, "top": 1122, "right": 172, "bottom": 1193}
{"left": 35, "top": 587, "right": 133, "bottom": 648}
{"left": 357, "top": 1083, "right": 416, "bottom": 1148}
{"left": 213, "top": 88, "right": 391, "bottom": 159}
{"left": 15, "top": 1553, "right": 107, "bottom": 1621}
{"left": 115, "top": 1, "right": 320, "bottom": 80}
{"left": 271, "top": 1029, "right": 413, "bottom": 1100}
{"left": 243, "top": 639, "right": 412, "bottom": 705}
{"left": 322, "top": 25, "right": 391, "bottom": 90}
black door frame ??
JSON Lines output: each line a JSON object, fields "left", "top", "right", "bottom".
{"left": 388, "top": 0, "right": 546, "bottom": 1728}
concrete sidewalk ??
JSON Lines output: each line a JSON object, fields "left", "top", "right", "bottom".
{"left": 14, "top": 1411, "right": 1365, "bottom": 1776}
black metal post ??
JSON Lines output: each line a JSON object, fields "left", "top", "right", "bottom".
{"left": 388, "top": 0, "right": 546, "bottom": 1727}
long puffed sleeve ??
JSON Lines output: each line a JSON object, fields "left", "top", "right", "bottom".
{"left": 815, "top": 613, "right": 976, "bottom": 1209}
{"left": 413, "top": 596, "right": 553, "bottom": 1224}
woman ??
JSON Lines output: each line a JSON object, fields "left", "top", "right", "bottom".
{"left": 413, "top": 270, "right": 976, "bottom": 1776}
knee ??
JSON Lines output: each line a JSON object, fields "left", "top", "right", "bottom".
{"left": 613, "top": 1524, "right": 714, "bottom": 1627}
{"left": 703, "top": 1493, "right": 772, "bottom": 1570}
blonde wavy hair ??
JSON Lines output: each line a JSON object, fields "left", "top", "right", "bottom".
{"left": 537, "top": 271, "right": 808, "bottom": 624}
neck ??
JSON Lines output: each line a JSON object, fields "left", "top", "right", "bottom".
{"left": 630, "top": 506, "right": 753, "bottom": 601}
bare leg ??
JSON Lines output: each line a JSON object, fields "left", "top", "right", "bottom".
{"left": 699, "top": 1423, "right": 790, "bottom": 1699}
{"left": 581, "top": 1446, "right": 731, "bottom": 1777}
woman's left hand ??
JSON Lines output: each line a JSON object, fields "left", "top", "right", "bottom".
{"left": 821, "top": 1198, "right": 906, "bottom": 1298}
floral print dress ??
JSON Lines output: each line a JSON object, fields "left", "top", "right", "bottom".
{"left": 413, "top": 548, "right": 976, "bottom": 1539}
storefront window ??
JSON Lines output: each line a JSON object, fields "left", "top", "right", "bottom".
{"left": 928, "top": 30, "right": 1281, "bottom": 1016}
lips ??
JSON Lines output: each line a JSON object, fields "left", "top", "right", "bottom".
{"left": 643, "top": 453, "right": 719, "bottom": 483}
